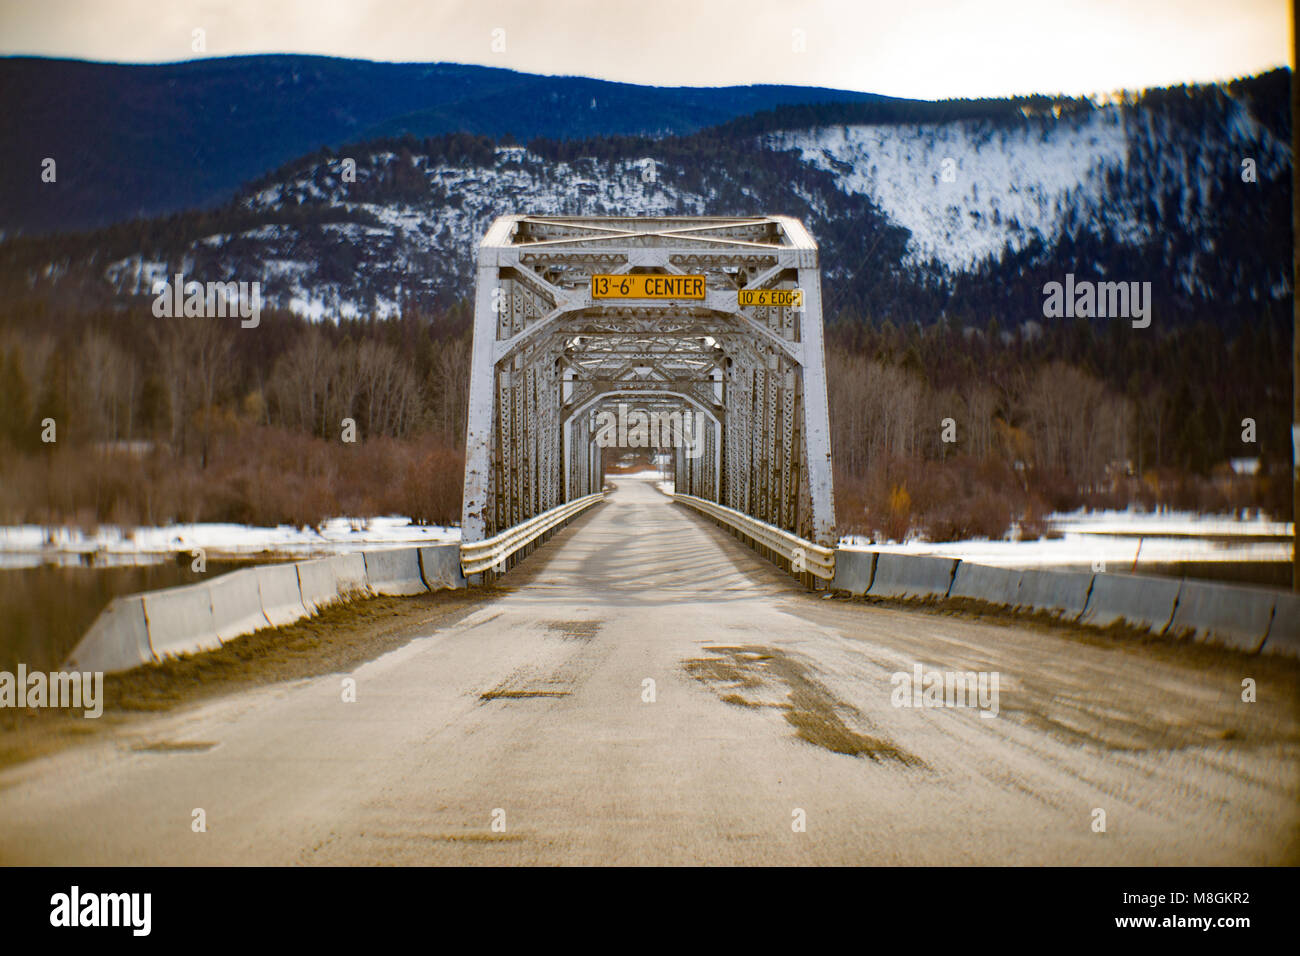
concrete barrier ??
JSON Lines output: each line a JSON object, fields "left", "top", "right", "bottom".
{"left": 296, "top": 553, "right": 373, "bottom": 614}
{"left": 331, "top": 553, "right": 371, "bottom": 599}
{"left": 1168, "top": 579, "right": 1275, "bottom": 652}
{"left": 831, "top": 550, "right": 875, "bottom": 596}
{"left": 208, "top": 568, "right": 272, "bottom": 642}
{"left": 1079, "top": 572, "right": 1180, "bottom": 631}
{"left": 256, "top": 562, "right": 309, "bottom": 628}
{"left": 144, "top": 582, "right": 219, "bottom": 660}
{"left": 949, "top": 562, "right": 1021, "bottom": 606}
{"left": 294, "top": 557, "right": 338, "bottom": 614}
{"left": 1014, "top": 569, "right": 1093, "bottom": 619}
{"left": 419, "top": 544, "right": 468, "bottom": 590}
{"left": 63, "top": 595, "right": 152, "bottom": 673}
{"left": 867, "top": 554, "right": 958, "bottom": 600}
{"left": 65, "top": 547, "right": 443, "bottom": 675}
{"left": 363, "top": 547, "right": 429, "bottom": 596}
{"left": 1263, "top": 593, "right": 1299, "bottom": 657}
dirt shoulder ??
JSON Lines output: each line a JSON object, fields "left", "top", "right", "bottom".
{"left": 0, "top": 587, "right": 493, "bottom": 770}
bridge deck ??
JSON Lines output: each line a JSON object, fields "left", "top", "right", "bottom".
{"left": 0, "top": 478, "right": 1295, "bottom": 864}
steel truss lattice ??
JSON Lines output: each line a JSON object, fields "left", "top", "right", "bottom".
{"left": 462, "top": 216, "right": 836, "bottom": 570}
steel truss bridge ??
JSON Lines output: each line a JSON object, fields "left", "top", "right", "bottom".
{"left": 460, "top": 215, "right": 837, "bottom": 581}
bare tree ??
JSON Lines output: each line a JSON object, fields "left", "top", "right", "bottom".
{"left": 150, "top": 319, "right": 234, "bottom": 462}
{"left": 965, "top": 384, "right": 999, "bottom": 460}
{"left": 270, "top": 328, "right": 336, "bottom": 438}
{"left": 76, "top": 331, "right": 141, "bottom": 442}
{"left": 1020, "top": 361, "right": 1131, "bottom": 485}
{"left": 429, "top": 334, "right": 470, "bottom": 445}
{"left": 355, "top": 340, "right": 422, "bottom": 438}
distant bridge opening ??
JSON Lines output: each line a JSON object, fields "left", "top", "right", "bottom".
{"left": 461, "top": 215, "right": 836, "bottom": 576}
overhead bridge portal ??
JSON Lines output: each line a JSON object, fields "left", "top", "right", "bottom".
{"left": 460, "top": 215, "right": 837, "bottom": 580}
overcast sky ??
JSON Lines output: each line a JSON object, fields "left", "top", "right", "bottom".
{"left": 1, "top": 0, "right": 1292, "bottom": 99}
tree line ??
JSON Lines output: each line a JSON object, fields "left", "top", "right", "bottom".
{"left": 826, "top": 314, "right": 1291, "bottom": 541}
{"left": 0, "top": 298, "right": 1287, "bottom": 537}
{"left": 0, "top": 301, "right": 471, "bottom": 527}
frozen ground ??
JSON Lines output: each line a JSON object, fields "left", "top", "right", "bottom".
{"left": 2, "top": 471, "right": 667, "bottom": 570}
{"left": 841, "top": 508, "right": 1293, "bottom": 569}
{"left": 0, "top": 517, "right": 459, "bottom": 569}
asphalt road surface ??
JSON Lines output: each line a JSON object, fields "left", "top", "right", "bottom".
{"left": 1, "top": 477, "right": 1296, "bottom": 864}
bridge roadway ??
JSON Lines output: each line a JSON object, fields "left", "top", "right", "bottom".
{"left": 0, "top": 478, "right": 1295, "bottom": 864}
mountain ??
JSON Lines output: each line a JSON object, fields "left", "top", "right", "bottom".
{"left": 0, "top": 54, "right": 897, "bottom": 235}
{"left": 774, "top": 72, "right": 1293, "bottom": 322}
{"left": 2, "top": 68, "right": 1289, "bottom": 337}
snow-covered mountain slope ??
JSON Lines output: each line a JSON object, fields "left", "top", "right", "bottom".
{"left": 101, "top": 147, "right": 716, "bottom": 319}
{"left": 769, "top": 90, "right": 1290, "bottom": 279}
{"left": 770, "top": 109, "right": 1133, "bottom": 271}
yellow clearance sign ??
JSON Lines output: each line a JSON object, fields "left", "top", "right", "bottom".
{"left": 591, "top": 274, "right": 706, "bottom": 299}
{"left": 738, "top": 288, "right": 803, "bottom": 308}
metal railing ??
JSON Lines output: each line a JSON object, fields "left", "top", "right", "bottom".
{"left": 460, "top": 492, "right": 607, "bottom": 576}
{"left": 672, "top": 493, "right": 836, "bottom": 581}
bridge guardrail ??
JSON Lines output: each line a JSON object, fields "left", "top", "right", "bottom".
{"left": 460, "top": 492, "right": 607, "bottom": 576}
{"left": 672, "top": 493, "right": 835, "bottom": 581}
